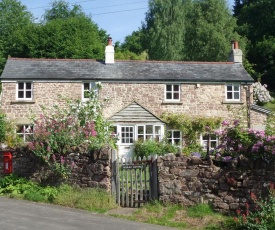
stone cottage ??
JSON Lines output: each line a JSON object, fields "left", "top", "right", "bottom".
{"left": 0, "top": 38, "right": 270, "bottom": 157}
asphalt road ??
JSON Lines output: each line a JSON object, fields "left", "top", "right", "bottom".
{"left": 0, "top": 197, "right": 175, "bottom": 230}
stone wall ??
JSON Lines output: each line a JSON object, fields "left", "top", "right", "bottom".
{"left": 101, "top": 83, "right": 248, "bottom": 121}
{"left": 0, "top": 146, "right": 112, "bottom": 191}
{"left": 158, "top": 154, "right": 273, "bottom": 214}
{"left": 2, "top": 81, "right": 263, "bottom": 127}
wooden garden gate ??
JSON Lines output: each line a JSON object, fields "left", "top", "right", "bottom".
{"left": 111, "top": 151, "right": 158, "bottom": 207}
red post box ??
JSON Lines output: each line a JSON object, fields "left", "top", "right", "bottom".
{"left": 3, "top": 152, "right": 12, "bottom": 174}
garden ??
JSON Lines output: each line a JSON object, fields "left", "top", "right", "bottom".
{"left": 1, "top": 82, "right": 275, "bottom": 229}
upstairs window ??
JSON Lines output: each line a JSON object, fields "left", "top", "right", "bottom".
{"left": 165, "top": 84, "right": 180, "bottom": 101}
{"left": 83, "top": 82, "right": 99, "bottom": 100}
{"left": 17, "top": 82, "right": 33, "bottom": 100}
{"left": 226, "top": 84, "right": 240, "bottom": 101}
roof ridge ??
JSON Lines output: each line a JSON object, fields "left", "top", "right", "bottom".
{"left": 8, "top": 57, "right": 235, "bottom": 65}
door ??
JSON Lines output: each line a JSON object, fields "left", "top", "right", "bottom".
{"left": 118, "top": 125, "right": 135, "bottom": 158}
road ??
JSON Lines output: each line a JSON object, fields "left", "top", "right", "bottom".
{"left": 0, "top": 197, "right": 175, "bottom": 230}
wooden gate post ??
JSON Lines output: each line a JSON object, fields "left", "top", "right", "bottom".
{"left": 111, "top": 150, "right": 117, "bottom": 197}
{"left": 150, "top": 154, "right": 158, "bottom": 200}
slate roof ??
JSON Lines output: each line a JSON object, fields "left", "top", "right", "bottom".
{"left": 1, "top": 58, "right": 254, "bottom": 83}
{"left": 109, "top": 101, "right": 165, "bottom": 123}
{"left": 251, "top": 104, "right": 272, "bottom": 115}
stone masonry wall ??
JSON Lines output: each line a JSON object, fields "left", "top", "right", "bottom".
{"left": 1, "top": 82, "right": 81, "bottom": 121}
{"left": 158, "top": 154, "right": 274, "bottom": 214}
{"left": 101, "top": 83, "right": 248, "bottom": 121}
{"left": 1, "top": 82, "right": 264, "bottom": 128}
{"left": 0, "top": 146, "right": 112, "bottom": 191}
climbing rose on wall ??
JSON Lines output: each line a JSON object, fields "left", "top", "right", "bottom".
{"left": 253, "top": 82, "right": 273, "bottom": 104}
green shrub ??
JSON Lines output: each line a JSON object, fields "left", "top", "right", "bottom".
{"left": 232, "top": 182, "right": 275, "bottom": 230}
{"left": 134, "top": 140, "right": 178, "bottom": 158}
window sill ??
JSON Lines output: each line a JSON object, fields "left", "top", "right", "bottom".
{"left": 11, "top": 100, "right": 36, "bottom": 104}
{"left": 222, "top": 101, "right": 244, "bottom": 105}
{"left": 162, "top": 101, "right": 183, "bottom": 105}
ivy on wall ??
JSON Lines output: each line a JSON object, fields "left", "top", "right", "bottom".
{"left": 160, "top": 112, "right": 222, "bottom": 146}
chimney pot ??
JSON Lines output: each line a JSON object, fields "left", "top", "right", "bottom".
{"left": 234, "top": 41, "right": 239, "bottom": 49}
{"left": 107, "top": 37, "right": 112, "bottom": 46}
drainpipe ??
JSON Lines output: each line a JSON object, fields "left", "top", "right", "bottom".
{"left": 245, "top": 85, "right": 251, "bottom": 128}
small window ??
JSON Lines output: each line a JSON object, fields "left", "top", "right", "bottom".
{"left": 167, "top": 130, "right": 181, "bottom": 145}
{"left": 201, "top": 134, "right": 218, "bottom": 151}
{"left": 226, "top": 84, "right": 240, "bottom": 101}
{"left": 121, "top": 126, "right": 134, "bottom": 144}
{"left": 17, "top": 82, "right": 33, "bottom": 100}
{"left": 82, "top": 82, "right": 98, "bottom": 100}
{"left": 16, "top": 124, "right": 33, "bottom": 142}
{"left": 165, "top": 84, "right": 180, "bottom": 101}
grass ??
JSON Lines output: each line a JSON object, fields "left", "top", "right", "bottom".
{"left": 110, "top": 201, "right": 231, "bottom": 229}
{"left": 0, "top": 174, "right": 233, "bottom": 229}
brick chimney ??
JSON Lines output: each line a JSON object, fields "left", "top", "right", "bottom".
{"left": 105, "top": 37, "right": 114, "bottom": 64}
{"left": 228, "top": 40, "right": 243, "bottom": 63}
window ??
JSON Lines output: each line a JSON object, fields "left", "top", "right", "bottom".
{"left": 16, "top": 124, "right": 33, "bottom": 142}
{"left": 137, "top": 125, "right": 162, "bottom": 142}
{"left": 165, "top": 84, "right": 180, "bottom": 101}
{"left": 17, "top": 82, "right": 33, "bottom": 100}
{"left": 121, "top": 126, "right": 134, "bottom": 144}
{"left": 82, "top": 82, "right": 99, "bottom": 100}
{"left": 201, "top": 134, "right": 218, "bottom": 151}
{"left": 167, "top": 130, "right": 181, "bottom": 145}
{"left": 226, "top": 84, "right": 240, "bottom": 101}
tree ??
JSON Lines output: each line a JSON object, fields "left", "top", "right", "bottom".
{"left": 3, "top": 0, "right": 109, "bottom": 59}
{"left": 235, "top": 0, "right": 275, "bottom": 90}
{"left": 0, "top": 0, "right": 33, "bottom": 71}
{"left": 43, "top": 0, "right": 85, "bottom": 22}
{"left": 142, "top": 0, "right": 187, "bottom": 60}
{"left": 139, "top": 0, "right": 242, "bottom": 62}
{"left": 184, "top": 0, "right": 242, "bottom": 61}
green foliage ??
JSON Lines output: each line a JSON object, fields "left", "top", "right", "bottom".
{"left": 28, "top": 84, "right": 117, "bottom": 178}
{"left": 0, "top": 174, "right": 57, "bottom": 202}
{"left": 0, "top": 0, "right": 108, "bottom": 66}
{"left": 0, "top": 112, "right": 7, "bottom": 143}
{"left": 54, "top": 185, "right": 117, "bottom": 213}
{"left": 139, "top": 0, "right": 241, "bottom": 61}
{"left": 161, "top": 112, "right": 222, "bottom": 147}
{"left": 0, "top": 175, "right": 117, "bottom": 212}
{"left": 0, "top": 112, "right": 24, "bottom": 148}
{"left": 185, "top": 0, "right": 242, "bottom": 61}
{"left": 43, "top": 0, "right": 84, "bottom": 21}
{"left": 134, "top": 140, "right": 178, "bottom": 158}
{"left": 235, "top": 0, "right": 275, "bottom": 91}
{"left": 233, "top": 183, "right": 275, "bottom": 230}
{"left": 187, "top": 203, "right": 215, "bottom": 218}
{"left": 143, "top": 0, "right": 187, "bottom": 60}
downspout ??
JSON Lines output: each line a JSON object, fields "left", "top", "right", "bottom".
{"left": 246, "top": 85, "right": 251, "bottom": 128}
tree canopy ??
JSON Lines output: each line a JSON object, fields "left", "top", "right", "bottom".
{"left": 121, "top": 0, "right": 241, "bottom": 62}
{"left": 234, "top": 0, "right": 275, "bottom": 90}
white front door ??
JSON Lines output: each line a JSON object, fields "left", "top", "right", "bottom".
{"left": 118, "top": 125, "right": 135, "bottom": 158}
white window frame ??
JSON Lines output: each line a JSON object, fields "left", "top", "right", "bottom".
{"left": 82, "top": 82, "right": 99, "bottom": 100}
{"left": 137, "top": 125, "right": 163, "bottom": 142}
{"left": 120, "top": 126, "right": 134, "bottom": 144}
{"left": 167, "top": 130, "right": 181, "bottom": 146}
{"left": 225, "top": 83, "right": 240, "bottom": 101}
{"left": 16, "top": 124, "right": 34, "bottom": 142}
{"left": 16, "top": 82, "right": 33, "bottom": 100}
{"left": 165, "top": 84, "right": 180, "bottom": 102}
{"left": 200, "top": 134, "right": 219, "bottom": 151}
